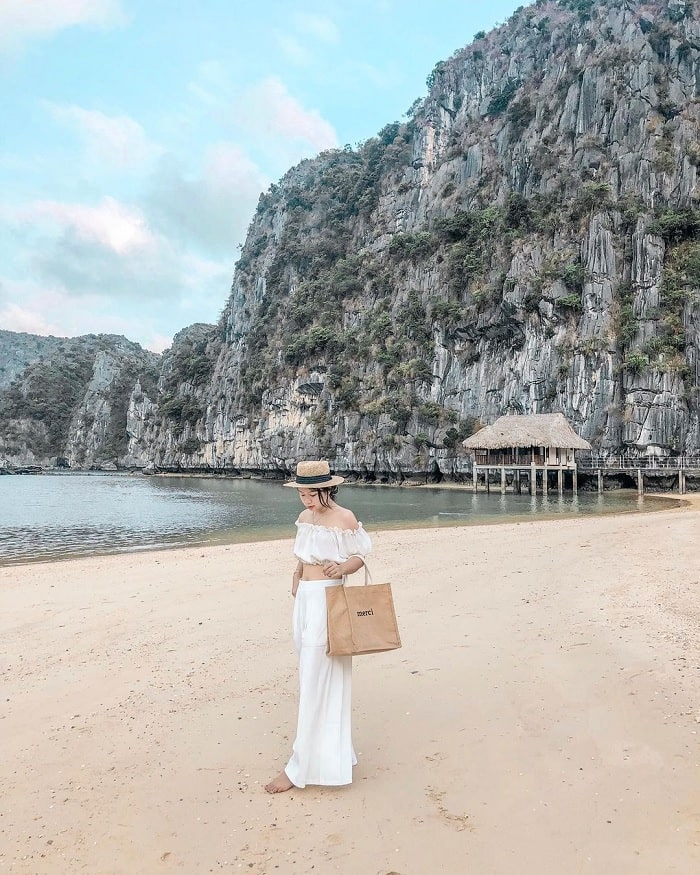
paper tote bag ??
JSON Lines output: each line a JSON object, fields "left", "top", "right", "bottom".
{"left": 326, "top": 566, "right": 401, "bottom": 657}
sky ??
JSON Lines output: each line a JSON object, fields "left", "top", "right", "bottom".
{"left": 0, "top": 0, "right": 524, "bottom": 353}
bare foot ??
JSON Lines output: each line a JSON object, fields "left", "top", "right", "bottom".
{"left": 265, "top": 771, "right": 294, "bottom": 794}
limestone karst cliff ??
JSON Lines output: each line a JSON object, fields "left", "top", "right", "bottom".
{"left": 0, "top": 330, "right": 73, "bottom": 392}
{"left": 0, "top": 333, "right": 160, "bottom": 468}
{"left": 1, "top": 0, "right": 699, "bottom": 476}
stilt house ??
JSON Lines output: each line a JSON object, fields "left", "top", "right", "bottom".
{"left": 462, "top": 413, "right": 592, "bottom": 494}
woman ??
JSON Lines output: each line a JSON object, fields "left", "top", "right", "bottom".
{"left": 265, "top": 460, "right": 371, "bottom": 794}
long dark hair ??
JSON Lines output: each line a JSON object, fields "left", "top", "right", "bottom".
{"left": 315, "top": 486, "right": 338, "bottom": 508}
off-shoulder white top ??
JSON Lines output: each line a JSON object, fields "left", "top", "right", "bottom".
{"left": 293, "top": 521, "right": 372, "bottom": 566}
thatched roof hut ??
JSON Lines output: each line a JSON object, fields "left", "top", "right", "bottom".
{"left": 462, "top": 413, "right": 591, "bottom": 451}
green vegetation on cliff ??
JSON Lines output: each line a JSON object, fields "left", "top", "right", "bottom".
{"left": 3, "top": 0, "right": 700, "bottom": 471}
{"left": 0, "top": 336, "right": 160, "bottom": 462}
{"left": 0, "top": 346, "right": 95, "bottom": 457}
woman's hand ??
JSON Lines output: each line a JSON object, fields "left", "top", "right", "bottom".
{"left": 322, "top": 561, "right": 344, "bottom": 579}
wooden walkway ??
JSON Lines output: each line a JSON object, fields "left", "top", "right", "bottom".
{"left": 578, "top": 456, "right": 700, "bottom": 495}
{"left": 472, "top": 456, "right": 700, "bottom": 496}
{"left": 579, "top": 455, "right": 700, "bottom": 471}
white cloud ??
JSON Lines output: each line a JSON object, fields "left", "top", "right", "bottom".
{"left": 0, "top": 259, "right": 227, "bottom": 353}
{"left": 0, "top": 297, "right": 63, "bottom": 337}
{"left": 6, "top": 196, "right": 181, "bottom": 301}
{"left": 350, "top": 60, "right": 401, "bottom": 91}
{"left": 0, "top": 0, "right": 127, "bottom": 57}
{"left": 186, "top": 60, "right": 232, "bottom": 106}
{"left": 14, "top": 197, "right": 156, "bottom": 256}
{"left": 0, "top": 178, "right": 236, "bottom": 347}
{"left": 45, "top": 103, "right": 162, "bottom": 169}
{"left": 274, "top": 31, "right": 311, "bottom": 66}
{"left": 0, "top": 281, "right": 105, "bottom": 338}
{"left": 0, "top": 285, "right": 170, "bottom": 352}
{"left": 274, "top": 14, "right": 339, "bottom": 65}
{"left": 239, "top": 77, "right": 338, "bottom": 154}
{"left": 294, "top": 13, "right": 339, "bottom": 44}
{"left": 0, "top": 144, "right": 256, "bottom": 340}
{"left": 184, "top": 69, "right": 337, "bottom": 173}
{"left": 175, "top": 253, "right": 232, "bottom": 317}
{"left": 143, "top": 334, "right": 172, "bottom": 354}
{"left": 145, "top": 143, "right": 267, "bottom": 257}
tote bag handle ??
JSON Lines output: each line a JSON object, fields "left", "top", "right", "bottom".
{"left": 342, "top": 559, "right": 373, "bottom": 586}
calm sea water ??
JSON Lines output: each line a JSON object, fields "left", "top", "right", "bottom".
{"left": 0, "top": 472, "right": 666, "bottom": 566}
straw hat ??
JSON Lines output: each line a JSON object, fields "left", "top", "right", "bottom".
{"left": 284, "top": 460, "right": 345, "bottom": 488}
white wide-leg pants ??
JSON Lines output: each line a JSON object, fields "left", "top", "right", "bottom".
{"left": 284, "top": 579, "right": 357, "bottom": 788}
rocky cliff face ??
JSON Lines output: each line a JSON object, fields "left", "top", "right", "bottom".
{"left": 0, "top": 334, "right": 160, "bottom": 467}
{"left": 0, "top": 331, "right": 70, "bottom": 392}
{"left": 2, "top": 0, "right": 699, "bottom": 476}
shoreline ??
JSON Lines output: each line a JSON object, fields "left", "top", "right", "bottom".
{"left": 3, "top": 506, "right": 700, "bottom": 873}
{"left": 0, "top": 489, "right": 688, "bottom": 570}
{"left": 6, "top": 463, "right": 698, "bottom": 492}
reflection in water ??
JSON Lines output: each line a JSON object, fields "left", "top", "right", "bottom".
{"left": 0, "top": 472, "right": 664, "bottom": 565}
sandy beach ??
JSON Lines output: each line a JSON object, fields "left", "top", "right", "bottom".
{"left": 2, "top": 500, "right": 699, "bottom": 874}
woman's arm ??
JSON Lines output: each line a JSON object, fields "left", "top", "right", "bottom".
{"left": 291, "top": 560, "right": 303, "bottom": 597}
{"left": 322, "top": 555, "right": 364, "bottom": 579}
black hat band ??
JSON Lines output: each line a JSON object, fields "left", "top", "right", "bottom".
{"left": 296, "top": 473, "right": 334, "bottom": 485}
